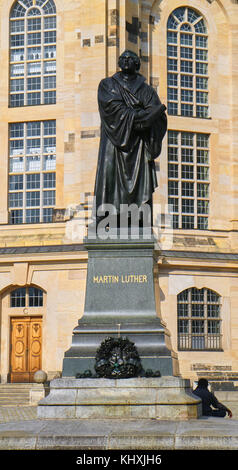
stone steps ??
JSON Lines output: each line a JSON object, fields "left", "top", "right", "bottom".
{"left": 0, "top": 384, "right": 32, "bottom": 406}
{"left": 1, "top": 416, "right": 238, "bottom": 451}
{"left": 0, "top": 384, "right": 45, "bottom": 406}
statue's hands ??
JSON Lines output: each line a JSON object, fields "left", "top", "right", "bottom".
{"left": 145, "top": 103, "right": 167, "bottom": 120}
{"left": 132, "top": 100, "right": 144, "bottom": 110}
{"left": 134, "top": 103, "right": 167, "bottom": 130}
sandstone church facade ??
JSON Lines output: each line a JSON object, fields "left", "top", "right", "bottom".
{"left": 0, "top": 0, "right": 237, "bottom": 388}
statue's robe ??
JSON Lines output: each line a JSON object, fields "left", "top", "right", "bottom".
{"left": 94, "top": 71, "right": 167, "bottom": 221}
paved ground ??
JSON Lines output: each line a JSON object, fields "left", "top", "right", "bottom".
{"left": 0, "top": 406, "right": 37, "bottom": 423}
{"left": 0, "top": 406, "right": 238, "bottom": 451}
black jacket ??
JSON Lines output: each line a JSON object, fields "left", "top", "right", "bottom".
{"left": 193, "top": 386, "right": 227, "bottom": 415}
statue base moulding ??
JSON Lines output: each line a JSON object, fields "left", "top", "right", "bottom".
{"left": 37, "top": 376, "right": 202, "bottom": 420}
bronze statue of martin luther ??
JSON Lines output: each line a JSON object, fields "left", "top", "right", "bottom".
{"left": 60, "top": 53, "right": 174, "bottom": 383}
{"left": 94, "top": 50, "right": 167, "bottom": 229}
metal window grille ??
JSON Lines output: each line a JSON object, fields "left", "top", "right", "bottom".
{"left": 177, "top": 287, "right": 222, "bottom": 350}
{"left": 10, "top": 286, "right": 44, "bottom": 307}
{"left": 168, "top": 130, "right": 209, "bottom": 230}
{"left": 9, "top": 120, "right": 56, "bottom": 224}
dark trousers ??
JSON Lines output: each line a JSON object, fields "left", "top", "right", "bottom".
{"left": 205, "top": 409, "right": 226, "bottom": 418}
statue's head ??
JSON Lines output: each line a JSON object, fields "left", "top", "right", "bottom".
{"left": 118, "top": 50, "right": 141, "bottom": 74}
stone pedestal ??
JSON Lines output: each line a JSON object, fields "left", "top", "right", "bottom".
{"left": 39, "top": 233, "right": 202, "bottom": 421}
{"left": 37, "top": 377, "right": 202, "bottom": 420}
{"left": 30, "top": 384, "right": 48, "bottom": 405}
{"left": 62, "top": 234, "right": 179, "bottom": 377}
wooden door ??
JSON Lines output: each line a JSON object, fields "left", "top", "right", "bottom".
{"left": 10, "top": 317, "right": 42, "bottom": 383}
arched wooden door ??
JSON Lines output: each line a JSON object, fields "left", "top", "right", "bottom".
{"left": 10, "top": 316, "right": 42, "bottom": 383}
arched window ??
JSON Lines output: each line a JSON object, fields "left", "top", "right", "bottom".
{"left": 9, "top": 0, "right": 56, "bottom": 107}
{"left": 167, "top": 7, "right": 208, "bottom": 118}
{"left": 10, "top": 286, "right": 44, "bottom": 307}
{"left": 177, "top": 288, "right": 221, "bottom": 350}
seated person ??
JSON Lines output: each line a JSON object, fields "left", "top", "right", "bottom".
{"left": 193, "top": 378, "right": 232, "bottom": 418}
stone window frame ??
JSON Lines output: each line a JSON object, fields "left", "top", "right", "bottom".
{"left": 168, "top": 130, "right": 209, "bottom": 230}
{"left": 167, "top": 6, "right": 209, "bottom": 119}
{"left": 177, "top": 287, "right": 222, "bottom": 351}
{"left": 8, "top": 120, "right": 56, "bottom": 224}
{"left": 9, "top": 0, "right": 56, "bottom": 108}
